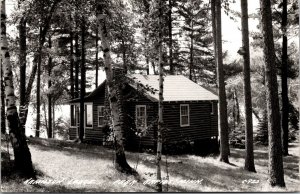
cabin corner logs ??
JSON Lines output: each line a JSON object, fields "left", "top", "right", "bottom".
{"left": 68, "top": 76, "right": 219, "bottom": 154}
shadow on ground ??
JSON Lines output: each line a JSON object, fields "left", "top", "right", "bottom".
{"left": 2, "top": 138, "right": 299, "bottom": 192}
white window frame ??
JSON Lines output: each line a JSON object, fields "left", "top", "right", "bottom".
{"left": 180, "top": 104, "right": 190, "bottom": 127}
{"left": 97, "top": 105, "right": 105, "bottom": 127}
{"left": 84, "top": 103, "right": 93, "bottom": 129}
{"left": 135, "top": 105, "right": 147, "bottom": 129}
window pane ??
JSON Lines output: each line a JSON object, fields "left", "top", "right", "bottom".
{"left": 98, "top": 117, "right": 104, "bottom": 126}
{"left": 180, "top": 105, "right": 189, "bottom": 126}
{"left": 98, "top": 106, "right": 104, "bottom": 126}
{"left": 136, "top": 106, "right": 146, "bottom": 128}
{"left": 182, "top": 116, "right": 188, "bottom": 125}
{"left": 140, "top": 109, "right": 145, "bottom": 117}
{"left": 181, "top": 105, "right": 188, "bottom": 116}
{"left": 98, "top": 106, "right": 104, "bottom": 116}
{"left": 85, "top": 104, "right": 93, "bottom": 127}
{"left": 137, "top": 117, "right": 145, "bottom": 127}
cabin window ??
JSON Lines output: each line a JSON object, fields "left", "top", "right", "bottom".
{"left": 136, "top": 105, "right": 147, "bottom": 128}
{"left": 98, "top": 106, "right": 105, "bottom": 127}
{"left": 70, "top": 104, "right": 80, "bottom": 127}
{"left": 85, "top": 103, "right": 93, "bottom": 128}
{"left": 210, "top": 102, "right": 214, "bottom": 115}
{"left": 180, "top": 104, "right": 190, "bottom": 127}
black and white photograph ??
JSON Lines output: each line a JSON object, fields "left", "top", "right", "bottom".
{"left": 0, "top": 0, "right": 299, "bottom": 192}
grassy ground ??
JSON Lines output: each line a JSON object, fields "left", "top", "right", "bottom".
{"left": 1, "top": 138, "right": 299, "bottom": 192}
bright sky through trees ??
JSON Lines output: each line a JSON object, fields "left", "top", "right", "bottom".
{"left": 5, "top": 0, "right": 260, "bottom": 60}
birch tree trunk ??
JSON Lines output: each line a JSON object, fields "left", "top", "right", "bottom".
{"left": 1, "top": 55, "right": 5, "bottom": 134}
{"left": 211, "top": 0, "right": 217, "bottom": 63}
{"left": 259, "top": 0, "right": 285, "bottom": 187}
{"left": 97, "top": 3, "right": 134, "bottom": 174}
{"left": 1, "top": 0, "right": 34, "bottom": 177}
{"left": 156, "top": 0, "right": 163, "bottom": 191}
{"left": 215, "top": 0, "right": 230, "bottom": 163}
{"left": 189, "top": 21, "right": 194, "bottom": 81}
{"left": 142, "top": 0, "right": 150, "bottom": 75}
{"left": 240, "top": 0, "right": 255, "bottom": 172}
{"left": 168, "top": 0, "right": 174, "bottom": 75}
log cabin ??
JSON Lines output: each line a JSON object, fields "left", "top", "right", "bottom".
{"left": 68, "top": 74, "right": 219, "bottom": 154}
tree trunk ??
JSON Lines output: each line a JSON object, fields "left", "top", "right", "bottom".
{"left": 168, "top": 0, "right": 174, "bottom": 75}
{"left": 1, "top": 59, "right": 5, "bottom": 134}
{"left": 74, "top": 33, "right": 80, "bottom": 98}
{"left": 240, "top": 0, "right": 255, "bottom": 172}
{"left": 69, "top": 26, "right": 74, "bottom": 139}
{"left": 156, "top": 0, "right": 163, "bottom": 191}
{"left": 20, "top": 59, "right": 36, "bottom": 127}
{"left": 146, "top": 57, "right": 149, "bottom": 75}
{"left": 1, "top": 0, "right": 34, "bottom": 177}
{"left": 43, "top": 100, "right": 48, "bottom": 131}
{"left": 142, "top": 0, "right": 150, "bottom": 75}
{"left": 233, "top": 92, "right": 236, "bottom": 131}
{"left": 47, "top": 36, "right": 52, "bottom": 138}
{"left": 36, "top": 26, "right": 42, "bottom": 137}
{"left": 52, "top": 103, "right": 55, "bottom": 137}
{"left": 97, "top": 4, "right": 134, "bottom": 174}
{"left": 259, "top": 0, "right": 285, "bottom": 187}
{"left": 122, "top": 39, "right": 127, "bottom": 73}
{"left": 281, "top": 0, "right": 289, "bottom": 156}
{"left": 234, "top": 89, "right": 240, "bottom": 124}
{"left": 19, "top": 0, "right": 60, "bottom": 130}
{"left": 21, "top": 58, "right": 37, "bottom": 129}
{"left": 211, "top": 0, "right": 217, "bottom": 69}
{"left": 215, "top": 0, "right": 230, "bottom": 163}
{"left": 70, "top": 24, "right": 74, "bottom": 99}
{"left": 95, "top": 27, "right": 99, "bottom": 88}
{"left": 152, "top": 61, "right": 157, "bottom": 75}
{"left": 79, "top": 17, "right": 86, "bottom": 142}
{"left": 19, "top": 14, "right": 26, "bottom": 131}
{"left": 121, "top": 27, "right": 128, "bottom": 73}
{"left": 189, "top": 21, "right": 194, "bottom": 81}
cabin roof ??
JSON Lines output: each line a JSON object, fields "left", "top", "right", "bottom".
{"left": 128, "top": 74, "right": 218, "bottom": 101}
{"left": 67, "top": 81, "right": 106, "bottom": 103}
{"left": 67, "top": 74, "right": 218, "bottom": 103}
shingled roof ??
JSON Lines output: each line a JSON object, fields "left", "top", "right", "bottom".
{"left": 67, "top": 74, "right": 218, "bottom": 103}
{"left": 128, "top": 74, "right": 218, "bottom": 102}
